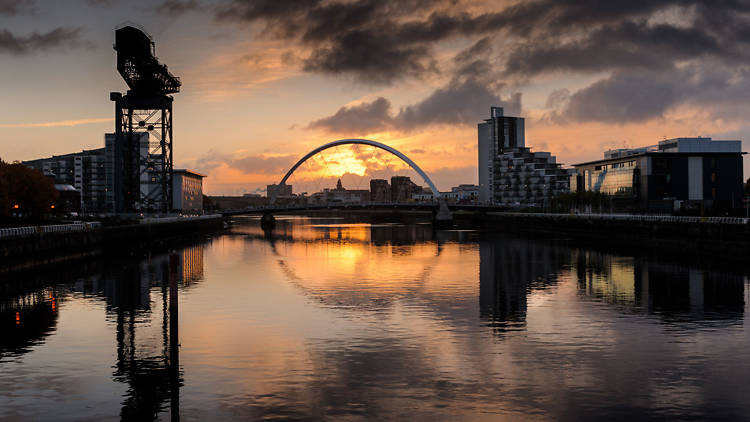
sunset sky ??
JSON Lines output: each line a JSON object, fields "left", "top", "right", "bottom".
{"left": 1, "top": 0, "right": 748, "bottom": 195}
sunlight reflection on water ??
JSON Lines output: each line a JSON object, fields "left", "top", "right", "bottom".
{"left": 0, "top": 216, "right": 748, "bottom": 421}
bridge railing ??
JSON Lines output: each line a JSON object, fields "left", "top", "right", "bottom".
{"left": 139, "top": 214, "right": 223, "bottom": 224}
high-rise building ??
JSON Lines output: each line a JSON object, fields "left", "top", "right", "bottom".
{"left": 477, "top": 107, "right": 573, "bottom": 207}
{"left": 478, "top": 106, "right": 525, "bottom": 203}
{"left": 369, "top": 179, "right": 391, "bottom": 202}
{"left": 23, "top": 148, "right": 107, "bottom": 213}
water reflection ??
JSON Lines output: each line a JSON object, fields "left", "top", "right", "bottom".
{"left": 0, "top": 245, "right": 204, "bottom": 421}
{"left": 479, "top": 237, "right": 570, "bottom": 332}
{"left": 1, "top": 219, "right": 749, "bottom": 420}
{"left": 576, "top": 252, "right": 745, "bottom": 323}
{"left": 0, "top": 288, "right": 59, "bottom": 357}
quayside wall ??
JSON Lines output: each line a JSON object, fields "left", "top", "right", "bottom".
{"left": 454, "top": 212, "right": 750, "bottom": 263}
{"left": 0, "top": 215, "right": 224, "bottom": 271}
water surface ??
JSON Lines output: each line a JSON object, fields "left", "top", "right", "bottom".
{"left": 1, "top": 216, "right": 749, "bottom": 421}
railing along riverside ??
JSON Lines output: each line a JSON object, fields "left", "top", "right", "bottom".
{"left": 0, "top": 222, "right": 102, "bottom": 240}
{"left": 499, "top": 213, "right": 749, "bottom": 225}
{"left": 1, "top": 215, "right": 222, "bottom": 239}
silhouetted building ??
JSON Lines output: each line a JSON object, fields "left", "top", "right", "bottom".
{"left": 54, "top": 184, "right": 81, "bottom": 213}
{"left": 370, "top": 179, "right": 391, "bottom": 202}
{"left": 478, "top": 107, "right": 573, "bottom": 206}
{"left": 571, "top": 137, "right": 745, "bottom": 211}
{"left": 267, "top": 183, "right": 292, "bottom": 199}
{"left": 310, "top": 179, "right": 368, "bottom": 204}
{"left": 105, "top": 132, "right": 171, "bottom": 213}
{"left": 172, "top": 169, "right": 204, "bottom": 213}
{"left": 23, "top": 148, "right": 107, "bottom": 213}
{"left": 391, "top": 176, "right": 421, "bottom": 202}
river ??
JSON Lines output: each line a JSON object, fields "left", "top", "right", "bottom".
{"left": 1, "top": 216, "right": 749, "bottom": 421}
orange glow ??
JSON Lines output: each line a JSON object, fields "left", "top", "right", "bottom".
{"left": 13, "top": 204, "right": 19, "bottom": 209}
{"left": 50, "top": 205, "right": 55, "bottom": 209}
{"left": 15, "top": 312, "right": 20, "bottom": 324}
{"left": 51, "top": 300, "right": 56, "bottom": 312}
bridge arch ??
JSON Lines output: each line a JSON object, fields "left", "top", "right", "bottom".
{"left": 271, "top": 139, "right": 442, "bottom": 204}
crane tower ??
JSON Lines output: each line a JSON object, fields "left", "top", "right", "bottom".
{"left": 110, "top": 25, "right": 181, "bottom": 213}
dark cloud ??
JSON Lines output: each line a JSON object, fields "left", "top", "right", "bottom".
{"left": 308, "top": 97, "right": 393, "bottom": 133}
{"left": 0, "top": 0, "right": 33, "bottom": 15}
{"left": 155, "top": 0, "right": 203, "bottom": 17}
{"left": 217, "top": 0, "right": 449, "bottom": 84}
{"left": 557, "top": 64, "right": 750, "bottom": 123}
{"left": 0, "top": 27, "right": 85, "bottom": 55}
{"left": 395, "top": 79, "right": 521, "bottom": 130}
{"left": 562, "top": 70, "right": 679, "bottom": 123}
{"left": 216, "top": 0, "right": 750, "bottom": 85}
{"left": 504, "top": 20, "right": 726, "bottom": 77}
{"left": 307, "top": 77, "right": 521, "bottom": 134}
{"left": 214, "top": 0, "right": 750, "bottom": 127}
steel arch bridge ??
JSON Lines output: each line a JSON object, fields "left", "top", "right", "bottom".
{"left": 270, "top": 138, "right": 442, "bottom": 204}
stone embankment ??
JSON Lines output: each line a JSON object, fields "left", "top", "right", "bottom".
{"left": 0, "top": 215, "right": 224, "bottom": 270}
{"left": 455, "top": 212, "right": 750, "bottom": 263}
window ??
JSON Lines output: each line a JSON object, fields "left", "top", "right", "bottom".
{"left": 711, "top": 172, "right": 716, "bottom": 183}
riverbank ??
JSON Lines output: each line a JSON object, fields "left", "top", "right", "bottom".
{"left": 453, "top": 211, "right": 750, "bottom": 264}
{"left": 0, "top": 215, "right": 224, "bottom": 272}
{"left": 263, "top": 209, "right": 750, "bottom": 264}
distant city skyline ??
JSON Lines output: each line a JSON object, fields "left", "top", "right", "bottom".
{"left": 1, "top": 0, "right": 748, "bottom": 195}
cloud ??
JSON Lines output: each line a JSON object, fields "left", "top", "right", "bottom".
{"left": 214, "top": 0, "right": 750, "bottom": 86}
{"left": 556, "top": 64, "right": 750, "bottom": 124}
{"left": 230, "top": 154, "right": 298, "bottom": 175}
{"left": 395, "top": 79, "right": 521, "bottom": 130}
{"left": 308, "top": 97, "right": 393, "bottom": 133}
{"left": 155, "top": 0, "right": 203, "bottom": 17}
{"left": 0, "top": 0, "right": 33, "bottom": 15}
{"left": 307, "top": 78, "right": 522, "bottom": 134}
{"left": 192, "top": 149, "right": 298, "bottom": 176}
{"left": 0, "top": 27, "right": 86, "bottom": 55}
{"left": 210, "top": 0, "right": 750, "bottom": 131}
{"left": 0, "top": 117, "right": 110, "bottom": 128}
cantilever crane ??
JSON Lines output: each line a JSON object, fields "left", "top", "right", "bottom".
{"left": 110, "top": 25, "right": 180, "bottom": 213}
{"left": 115, "top": 26, "right": 181, "bottom": 96}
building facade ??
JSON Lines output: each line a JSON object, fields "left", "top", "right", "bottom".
{"left": 390, "top": 176, "right": 421, "bottom": 202}
{"left": 23, "top": 148, "right": 108, "bottom": 213}
{"left": 24, "top": 132, "right": 205, "bottom": 215}
{"left": 571, "top": 137, "right": 744, "bottom": 211}
{"left": 172, "top": 169, "right": 205, "bottom": 213}
{"left": 478, "top": 107, "right": 573, "bottom": 207}
{"left": 105, "top": 132, "right": 166, "bottom": 213}
{"left": 370, "top": 179, "right": 391, "bottom": 202}
{"left": 267, "top": 183, "right": 293, "bottom": 199}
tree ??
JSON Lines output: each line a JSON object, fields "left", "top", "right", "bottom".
{"left": 0, "top": 159, "right": 58, "bottom": 219}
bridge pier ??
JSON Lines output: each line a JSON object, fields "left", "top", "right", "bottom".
{"left": 261, "top": 213, "right": 276, "bottom": 230}
{"left": 433, "top": 200, "right": 453, "bottom": 229}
